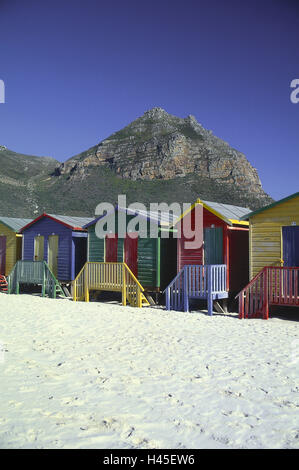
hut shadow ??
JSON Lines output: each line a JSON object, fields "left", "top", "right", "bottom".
{"left": 269, "top": 305, "right": 299, "bottom": 322}
{"left": 89, "top": 290, "right": 123, "bottom": 305}
{"left": 188, "top": 298, "right": 239, "bottom": 319}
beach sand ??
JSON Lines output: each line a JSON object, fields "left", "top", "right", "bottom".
{"left": 0, "top": 292, "right": 298, "bottom": 449}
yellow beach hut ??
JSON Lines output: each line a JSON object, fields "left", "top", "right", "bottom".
{"left": 240, "top": 192, "right": 299, "bottom": 279}
{"left": 0, "top": 217, "right": 32, "bottom": 276}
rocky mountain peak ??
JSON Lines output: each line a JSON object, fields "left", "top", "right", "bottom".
{"left": 54, "top": 108, "right": 272, "bottom": 209}
{"left": 142, "top": 107, "right": 169, "bottom": 120}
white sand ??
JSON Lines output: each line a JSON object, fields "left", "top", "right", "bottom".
{"left": 0, "top": 292, "right": 298, "bottom": 449}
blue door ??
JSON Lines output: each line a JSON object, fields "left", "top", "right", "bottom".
{"left": 282, "top": 226, "right": 299, "bottom": 267}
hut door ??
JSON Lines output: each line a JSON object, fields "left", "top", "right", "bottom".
{"left": 34, "top": 236, "right": 44, "bottom": 261}
{"left": 282, "top": 226, "right": 299, "bottom": 267}
{"left": 105, "top": 234, "right": 118, "bottom": 262}
{"left": 204, "top": 228, "right": 223, "bottom": 265}
{"left": 0, "top": 236, "right": 6, "bottom": 275}
{"left": 124, "top": 233, "right": 138, "bottom": 277}
{"left": 48, "top": 235, "right": 59, "bottom": 277}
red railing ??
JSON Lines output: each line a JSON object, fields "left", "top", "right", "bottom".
{"left": 236, "top": 266, "right": 299, "bottom": 319}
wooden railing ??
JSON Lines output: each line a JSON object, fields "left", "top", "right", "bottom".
{"left": 165, "top": 264, "right": 228, "bottom": 315}
{"left": 7, "top": 260, "right": 65, "bottom": 298}
{"left": 236, "top": 266, "right": 299, "bottom": 319}
{"left": 165, "top": 268, "right": 184, "bottom": 312}
{"left": 73, "top": 262, "right": 147, "bottom": 307}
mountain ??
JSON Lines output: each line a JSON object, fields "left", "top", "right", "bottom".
{"left": 0, "top": 147, "right": 59, "bottom": 216}
{"left": 0, "top": 108, "right": 273, "bottom": 217}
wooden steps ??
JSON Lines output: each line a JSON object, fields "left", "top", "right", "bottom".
{"left": 165, "top": 264, "right": 228, "bottom": 315}
{"left": 7, "top": 261, "right": 66, "bottom": 299}
{"left": 73, "top": 262, "right": 149, "bottom": 307}
{"left": 0, "top": 275, "right": 8, "bottom": 292}
{"left": 236, "top": 266, "right": 299, "bottom": 319}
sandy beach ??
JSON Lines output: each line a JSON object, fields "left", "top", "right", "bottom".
{"left": 0, "top": 292, "right": 298, "bottom": 449}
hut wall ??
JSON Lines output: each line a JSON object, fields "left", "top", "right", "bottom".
{"left": 0, "top": 223, "right": 18, "bottom": 275}
{"left": 250, "top": 195, "right": 299, "bottom": 278}
{"left": 22, "top": 217, "right": 73, "bottom": 281}
{"left": 177, "top": 206, "right": 227, "bottom": 270}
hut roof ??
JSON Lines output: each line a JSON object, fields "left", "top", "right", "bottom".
{"left": 172, "top": 198, "right": 250, "bottom": 227}
{"left": 239, "top": 192, "right": 299, "bottom": 220}
{"left": 19, "top": 213, "right": 94, "bottom": 232}
{"left": 0, "top": 217, "right": 33, "bottom": 233}
{"left": 83, "top": 205, "right": 179, "bottom": 229}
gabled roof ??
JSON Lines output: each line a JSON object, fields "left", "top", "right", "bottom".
{"left": 0, "top": 217, "right": 33, "bottom": 233}
{"left": 20, "top": 213, "right": 94, "bottom": 232}
{"left": 172, "top": 198, "right": 250, "bottom": 227}
{"left": 240, "top": 192, "right": 299, "bottom": 220}
{"left": 83, "top": 205, "right": 180, "bottom": 229}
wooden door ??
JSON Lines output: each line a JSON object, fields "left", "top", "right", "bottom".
{"left": 105, "top": 234, "right": 118, "bottom": 262}
{"left": 124, "top": 233, "right": 138, "bottom": 277}
{"left": 34, "top": 236, "right": 44, "bottom": 261}
{"left": 48, "top": 235, "right": 59, "bottom": 277}
{"left": 204, "top": 227, "right": 223, "bottom": 265}
{"left": 282, "top": 226, "right": 299, "bottom": 267}
{"left": 0, "top": 236, "right": 6, "bottom": 275}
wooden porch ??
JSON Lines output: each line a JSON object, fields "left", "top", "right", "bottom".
{"left": 165, "top": 264, "right": 228, "bottom": 315}
{"left": 73, "top": 262, "right": 149, "bottom": 307}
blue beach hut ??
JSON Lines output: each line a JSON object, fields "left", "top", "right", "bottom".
{"left": 20, "top": 213, "right": 94, "bottom": 282}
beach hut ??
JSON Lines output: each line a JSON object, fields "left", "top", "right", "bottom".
{"left": 0, "top": 217, "right": 32, "bottom": 276}
{"left": 240, "top": 191, "right": 299, "bottom": 278}
{"left": 235, "top": 192, "right": 299, "bottom": 319}
{"left": 20, "top": 213, "right": 94, "bottom": 282}
{"left": 83, "top": 206, "right": 178, "bottom": 294}
{"left": 174, "top": 198, "right": 250, "bottom": 296}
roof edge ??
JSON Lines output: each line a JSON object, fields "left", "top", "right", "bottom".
{"left": 20, "top": 213, "right": 88, "bottom": 232}
{"left": 240, "top": 192, "right": 299, "bottom": 220}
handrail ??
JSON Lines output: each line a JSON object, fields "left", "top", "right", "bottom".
{"left": 163, "top": 268, "right": 184, "bottom": 294}
{"left": 7, "top": 260, "right": 65, "bottom": 298}
{"left": 164, "top": 268, "right": 184, "bottom": 311}
{"left": 165, "top": 264, "right": 227, "bottom": 314}
{"left": 123, "top": 263, "right": 145, "bottom": 292}
{"left": 236, "top": 266, "right": 299, "bottom": 319}
{"left": 73, "top": 262, "right": 146, "bottom": 307}
{"left": 235, "top": 267, "right": 267, "bottom": 299}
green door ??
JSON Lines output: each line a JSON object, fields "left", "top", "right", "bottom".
{"left": 204, "top": 228, "right": 223, "bottom": 265}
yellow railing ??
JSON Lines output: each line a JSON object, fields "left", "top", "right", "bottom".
{"left": 73, "top": 262, "right": 147, "bottom": 307}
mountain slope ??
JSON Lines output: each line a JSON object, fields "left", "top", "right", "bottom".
{"left": 0, "top": 147, "right": 59, "bottom": 217}
{"left": 55, "top": 108, "right": 272, "bottom": 209}
{"left": 0, "top": 109, "right": 273, "bottom": 217}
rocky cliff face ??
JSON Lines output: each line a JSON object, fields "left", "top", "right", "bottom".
{"left": 56, "top": 107, "right": 268, "bottom": 202}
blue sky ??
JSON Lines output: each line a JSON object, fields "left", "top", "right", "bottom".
{"left": 0, "top": 0, "right": 298, "bottom": 201}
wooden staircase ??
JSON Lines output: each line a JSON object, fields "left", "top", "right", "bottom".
{"left": 236, "top": 266, "right": 299, "bottom": 319}
{"left": 164, "top": 264, "right": 228, "bottom": 315}
{"left": 0, "top": 275, "right": 8, "bottom": 292}
{"left": 7, "top": 261, "right": 66, "bottom": 298}
{"left": 73, "top": 262, "right": 150, "bottom": 307}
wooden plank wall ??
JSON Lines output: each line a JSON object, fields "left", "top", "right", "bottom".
{"left": 0, "top": 223, "right": 18, "bottom": 275}
{"left": 250, "top": 195, "right": 299, "bottom": 279}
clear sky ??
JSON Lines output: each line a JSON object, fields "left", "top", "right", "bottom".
{"left": 0, "top": 0, "right": 298, "bottom": 201}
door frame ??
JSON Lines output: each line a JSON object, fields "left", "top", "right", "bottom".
{"left": 282, "top": 225, "right": 299, "bottom": 267}
{"left": 34, "top": 235, "right": 45, "bottom": 261}
{"left": 48, "top": 234, "right": 59, "bottom": 276}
